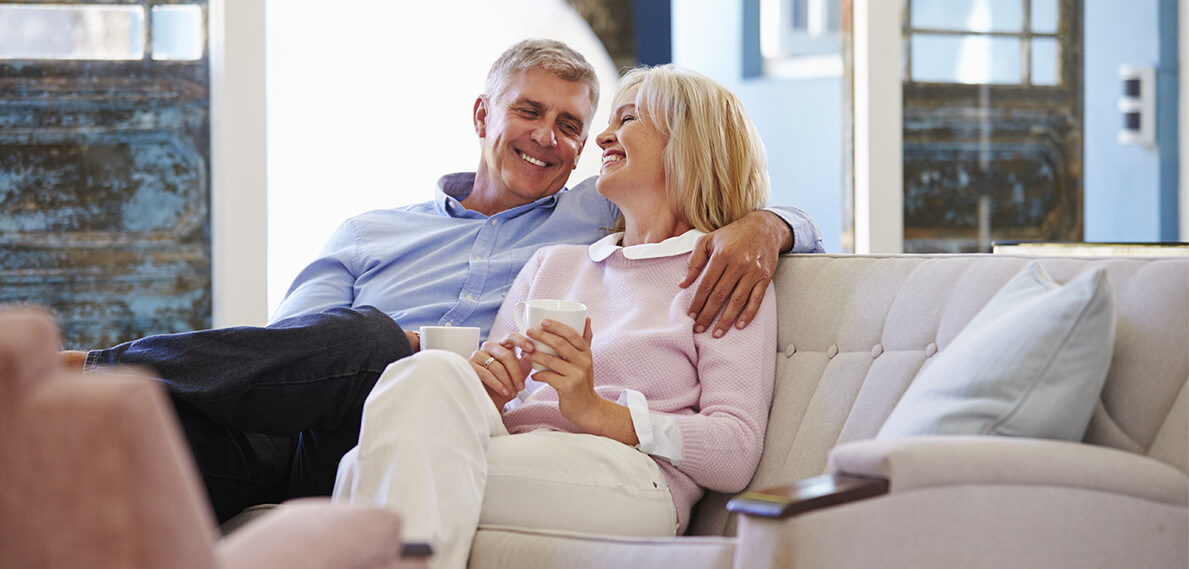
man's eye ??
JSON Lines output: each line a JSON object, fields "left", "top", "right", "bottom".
{"left": 518, "top": 108, "right": 538, "bottom": 118}
{"left": 561, "top": 123, "right": 579, "bottom": 136}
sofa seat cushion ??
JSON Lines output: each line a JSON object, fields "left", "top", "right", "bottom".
{"left": 468, "top": 526, "right": 736, "bottom": 569}
{"left": 878, "top": 262, "right": 1116, "bottom": 441}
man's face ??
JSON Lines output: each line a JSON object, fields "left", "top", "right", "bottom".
{"left": 475, "top": 69, "right": 593, "bottom": 206}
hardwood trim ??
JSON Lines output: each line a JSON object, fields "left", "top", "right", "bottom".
{"left": 726, "top": 473, "right": 890, "bottom": 519}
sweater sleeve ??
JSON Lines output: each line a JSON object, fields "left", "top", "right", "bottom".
{"left": 668, "top": 283, "right": 778, "bottom": 492}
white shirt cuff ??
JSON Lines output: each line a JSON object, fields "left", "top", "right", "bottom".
{"left": 617, "top": 389, "right": 684, "bottom": 467}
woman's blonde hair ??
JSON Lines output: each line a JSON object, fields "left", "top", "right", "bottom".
{"left": 615, "top": 65, "right": 770, "bottom": 232}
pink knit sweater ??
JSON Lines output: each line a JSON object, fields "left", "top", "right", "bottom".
{"left": 488, "top": 241, "right": 777, "bottom": 533}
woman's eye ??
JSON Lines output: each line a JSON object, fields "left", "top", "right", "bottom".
{"left": 621, "top": 114, "right": 635, "bottom": 124}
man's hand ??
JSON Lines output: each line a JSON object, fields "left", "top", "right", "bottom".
{"left": 680, "top": 210, "right": 792, "bottom": 337}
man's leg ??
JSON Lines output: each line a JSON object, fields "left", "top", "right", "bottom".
{"left": 86, "top": 306, "right": 414, "bottom": 521}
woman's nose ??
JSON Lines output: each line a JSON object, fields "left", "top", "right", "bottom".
{"left": 596, "top": 125, "right": 615, "bottom": 148}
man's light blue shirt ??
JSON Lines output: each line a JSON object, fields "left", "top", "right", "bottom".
{"left": 271, "top": 173, "right": 824, "bottom": 339}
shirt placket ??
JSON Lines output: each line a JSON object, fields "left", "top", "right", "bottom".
{"left": 441, "top": 215, "right": 501, "bottom": 326}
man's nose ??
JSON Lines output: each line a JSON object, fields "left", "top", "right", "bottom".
{"left": 531, "top": 123, "right": 557, "bottom": 147}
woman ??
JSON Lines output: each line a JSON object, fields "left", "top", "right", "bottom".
{"left": 332, "top": 65, "right": 777, "bottom": 569}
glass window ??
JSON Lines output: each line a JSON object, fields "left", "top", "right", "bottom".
{"left": 1030, "top": 0, "right": 1059, "bottom": 34}
{"left": 151, "top": 5, "right": 205, "bottom": 61}
{"left": 1031, "top": 37, "right": 1059, "bottom": 85}
{"left": 910, "top": 0, "right": 1023, "bottom": 33}
{"left": 911, "top": 34, "right": 1021, "bottom": 84}
{"left": 0, "top": 4, "right": 145, "bottom": 60}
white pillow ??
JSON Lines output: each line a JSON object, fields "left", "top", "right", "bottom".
{"left": 877, "top": 262, "right": 1116, "bottom": 441}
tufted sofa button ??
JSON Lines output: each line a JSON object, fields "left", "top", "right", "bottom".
{"left": 870, "top": 344, "right": 883, "bottom": 358}
{"left": 925, "top": 342, "right": 938, "bottom": 357}
{"left": 784, "top": 343, "right": 796, "bottom": 358}
{"left": 827, "top": 344, "right": 839, "bottom": 358}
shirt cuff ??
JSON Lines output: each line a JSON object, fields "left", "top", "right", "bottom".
{"left": 762, "top": 206, "right": 826, "bottom": 254}
{"left": 616, "top": 389, "right": 684, "bottom": 467}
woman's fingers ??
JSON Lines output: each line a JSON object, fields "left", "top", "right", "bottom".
{"left": 469, "top": 347, "right": 515, "bottom": 397}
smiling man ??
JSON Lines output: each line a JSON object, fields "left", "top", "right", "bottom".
{"left": 73, "top": 39, "right": 825, "bottom": 524}
{"left": 466, "top": 67, "right": 591, "bottom": 214}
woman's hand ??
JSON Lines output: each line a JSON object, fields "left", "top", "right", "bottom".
{"left": 469, "top": 338, "right": 531, "bottom": 410}
{"left": 521, "top": 318, "right": 640, "bottom": 446}
{"left": 523, "top": 318, "right": 601, "bottom": 423}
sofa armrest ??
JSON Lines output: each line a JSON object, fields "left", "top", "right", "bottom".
{"left": 725, "top": 474, "right": 888, "bottom": 519}
{"left": 828, "top": 436, "right": 1189, "bottom": 507}
{"left": 216, "top": 498, "right": 409, "bottom": 569}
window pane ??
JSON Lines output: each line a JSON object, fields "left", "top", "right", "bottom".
{"left": 0, "top": 4, "right": 144, "bottom": 60}
{"left": 1030, "top": 0, "right": 1058, "bottom": 34}
{"left": 151, "top": 5, "right": 204, "bottom": 61}
{"left": 1031, "top": 37, "right": 1059, "bottom": 85}
{"left": 912, "top": 34, "right": 1021, "bottom": 84}
{"left": 911, "top": 0, "right": 1022, "bottom": 33}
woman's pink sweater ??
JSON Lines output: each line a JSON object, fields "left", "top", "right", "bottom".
{"left": 489, "top": 241, "right": 777, "bottom": 533}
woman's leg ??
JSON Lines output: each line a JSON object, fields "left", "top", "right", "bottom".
{"left": 333, "top": 350, "right": 505, "bottom": 569}
{"left": 480, "top": 430, "right": 678, "bottom": 537}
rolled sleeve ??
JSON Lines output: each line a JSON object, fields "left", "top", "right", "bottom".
{"left": 617, "top": 389, "right": 684, "bottom": 467}
{"left": 763, "top": 206, "right": 826, "bottom": 253}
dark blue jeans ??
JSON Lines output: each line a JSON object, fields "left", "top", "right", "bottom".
{"left": 88, "top": 306, "right": 413, "bottom": 523}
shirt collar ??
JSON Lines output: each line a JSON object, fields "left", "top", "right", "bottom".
{"left": 588, "top": 229, "right": 706, "bottom": 262}
{"left": 434, "top": 172, "right": 564, "bottom": 218}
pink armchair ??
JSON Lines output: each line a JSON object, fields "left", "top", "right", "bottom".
{"left": 0, "top": 307, "right": 411, "bottom": 569}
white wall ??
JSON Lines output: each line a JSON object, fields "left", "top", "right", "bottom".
{"left": 265, "top": 0, "right": 618, "bottom": 317}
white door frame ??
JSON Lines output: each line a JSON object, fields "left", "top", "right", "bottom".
{"left": 852, "top": 0, "right": 904, "bottom": 253}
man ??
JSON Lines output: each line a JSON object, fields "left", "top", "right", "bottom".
{"left": 75, "top": 39, "right": 824, "bottom": 523}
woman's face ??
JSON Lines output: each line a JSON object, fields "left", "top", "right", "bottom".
{"left": 594, "top": 87, "right": 668, "bottom": 208}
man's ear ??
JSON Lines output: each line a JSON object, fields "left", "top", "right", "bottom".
{"left": 474, "top": 96, "right": 488, "bottom": 138}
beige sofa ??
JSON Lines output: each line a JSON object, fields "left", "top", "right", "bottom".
{"left": 469, "top": 253, "right": 1189, "bottom": 568}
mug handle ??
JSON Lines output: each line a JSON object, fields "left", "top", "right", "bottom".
{"left": 513, "top": 301, "right": 529, "bottom": 334}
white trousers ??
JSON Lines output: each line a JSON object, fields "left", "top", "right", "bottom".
{"left": 332, "top": 350, "right": 677, "bottom": 569}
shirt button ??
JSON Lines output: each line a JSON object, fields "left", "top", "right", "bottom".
{"left": 464, "top": 294, "right": 473, "bottom": 300}
{"left": 474, "top": 256, "right": 482, "bottom": 260}
{"left": 490, "top": 219, "right": 498, "bottom": 226}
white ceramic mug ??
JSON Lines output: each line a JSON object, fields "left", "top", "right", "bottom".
{"left": 513, "top": 299, "right": 587, "bottom": 371}
{"left": 419, "top": 325, "right": 480, "bottom": 358}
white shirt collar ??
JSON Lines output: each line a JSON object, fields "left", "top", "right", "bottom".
{"left": 588, "top": 229, "right": 707, "bottom": 262}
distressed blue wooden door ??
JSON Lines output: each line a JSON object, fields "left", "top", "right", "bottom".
{"left": 0, "top": 1, "right": 210, "bottom": 349}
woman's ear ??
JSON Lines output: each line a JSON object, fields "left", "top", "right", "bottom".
{"left": 473, "top": 96, "right": 489, "bottom": 138}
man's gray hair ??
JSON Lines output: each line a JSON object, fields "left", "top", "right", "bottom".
{"left": 483, "top": 38, "right": 600, "bottom": 110}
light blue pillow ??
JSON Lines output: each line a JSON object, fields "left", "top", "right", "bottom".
{"left": 877, "top": 261, "right": 1116, "bottom": 441}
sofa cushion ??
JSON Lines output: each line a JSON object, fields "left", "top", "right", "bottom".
{"left": 877, "top": 261, "right": 1116, "bottom": 441}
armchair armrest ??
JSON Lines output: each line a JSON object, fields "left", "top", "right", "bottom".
{"left": 216, "top": 498, "right": 408, "bottom": 569}
{"left": 828, "top": 436, "right": 1188, "bottom": 507}
{"left": 725, "top": 474, "right": 888, "bottom": 519}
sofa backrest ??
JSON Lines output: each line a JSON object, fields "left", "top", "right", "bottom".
{"left": 688, "top": 254, "right": 1189, "bottom": 537}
